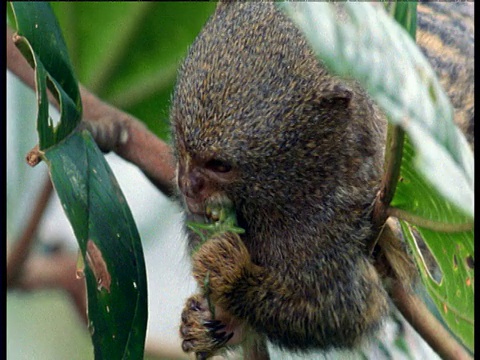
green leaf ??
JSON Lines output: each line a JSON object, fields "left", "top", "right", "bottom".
{"left": 279, "top": 2, "right": 474, "bottom": 218}
{"left": 400, "top": 220, "right": 474, "bottom": 351}
{"left": 43, "top": 131, "right": 148, "bottom": 359}
{"left": 10, "top": 2, "right": 82, "bottom": 150}
{"left": 50, "top": 2, "right": 216, "bottom": 139}
{"left": 188, "top": 195, "right": 245, "bottom": 250}
{"left": 279, "top": 2, "right": 474, "bottom": 352}
{"left": 393, "top": 137, "right": 474, "bottom": 352}
{"left": 378, "top": 7, "right": 473, "bottom": 351}
{"left": 386, "top": 2, "right": 417, "bottom": 39}
{"left": 10, "top": 2, "right": 148, "bottom": 358}
{"left": 392, "top": 137, "right": 473, "bottom": 226}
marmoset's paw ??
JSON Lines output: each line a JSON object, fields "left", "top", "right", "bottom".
{"left": 180, "top": 293, "right": 233, "bottom": 359}
{"left": 192, "top": 232, "right": 250, "bottom": 302}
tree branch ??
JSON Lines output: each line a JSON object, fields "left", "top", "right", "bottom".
{"left": 7, "top": 26, "right": 176, "bottom": 197}
{"left": 390, "top": 284, "right": 472, "bottom": 360}
{"left": 77, "top": 88, "right": 176, "bottom": 196}
{"left": 242, "top": 336, "right": 270, "bottom": 360}
{"left": 11, "top": 251, "right": 88, "bottom": 324}
{"left": 6, "top": 175, "right": 54, "bottom": 287}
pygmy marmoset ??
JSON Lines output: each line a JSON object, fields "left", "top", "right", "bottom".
{"left": 170, "top": 1, "right": 474, "bottom": 358}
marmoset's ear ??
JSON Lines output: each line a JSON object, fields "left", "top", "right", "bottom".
{"left": 319, "top": 84, "right": 353, "bottom": 109}
{"left": 299, "top": 84, "right": 354, "bottom": 130}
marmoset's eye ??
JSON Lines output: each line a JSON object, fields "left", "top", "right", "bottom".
{"left": 205, "top": 159, "right": 232, "bottom": 173}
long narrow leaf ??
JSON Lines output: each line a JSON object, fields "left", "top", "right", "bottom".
{"left": 43, "top": 131, "right": 148, "bottom": 359}
{"left": 10, "top": 2, "right": 148, "bottom": 358}
{"left": 400, "top": 220, "right": 474, "bottom": 351}
{"left": 10, "top": 2, "right": 82, "bottom": 149}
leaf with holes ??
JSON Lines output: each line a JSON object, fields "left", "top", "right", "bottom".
{"left": 10, "top": 2, "right": 148, "bottom": 358}
{"left": 394, "top": 137, "right": 474, "bottom": 352}
{"left": 400, "top": 220, "right": 474, "bottom": 351}
{"left": 10, "top": 1, "right": 82, "bottom": 150}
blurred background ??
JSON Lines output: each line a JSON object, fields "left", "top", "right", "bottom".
{"left": 7, "top": 3, "right": 215, "bottom": 359}
{"left": 6, "top": 3, "right": 442, "bottom": 359}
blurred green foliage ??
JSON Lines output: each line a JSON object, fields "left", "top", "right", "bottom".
{"left": 51, "top": 2, "right": 216, "bottom": 139}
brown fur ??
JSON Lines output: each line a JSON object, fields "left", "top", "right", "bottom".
{"left": 171, "top": 1, "right": 474, "bottom": 357}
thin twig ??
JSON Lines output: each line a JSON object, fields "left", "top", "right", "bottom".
{"left": 381, "top": 124, "right": 405, "bottom": 209}
{"left": 390, "top": 283, "right": 473, "bottom": 360}
{"left": 242, "top": 335, "right": 270, "bottom": 360}
{"left": 370, "top": 121, "right": 405, "bottom": 256}
{"left": 373, "top": 218, "right": 417, "bottom": 288}
{"left": 6, "top": 175, "right": 54, "bottom": 287}
{"left": 387, "top": 207, "right": 474, "bottom": 233}
{"left": 372, "top": 123, "right": 405, "bottom": 232}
